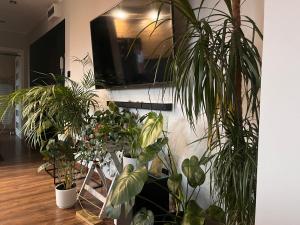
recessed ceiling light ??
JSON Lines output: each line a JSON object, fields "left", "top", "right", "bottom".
{"left": 9, "top": 0, "right": 17, "bottom": 5}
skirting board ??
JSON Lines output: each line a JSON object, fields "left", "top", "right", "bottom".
{"left": 107, "top": 101, "right": 173, "bottom": 111}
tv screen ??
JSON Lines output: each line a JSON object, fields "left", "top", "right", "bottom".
{"left": 90, "top": 0, "right": 174, "bottom": 89}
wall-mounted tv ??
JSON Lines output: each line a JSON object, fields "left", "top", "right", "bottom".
{"left": 90, "top": 0, "right": 175, "bottom": 89}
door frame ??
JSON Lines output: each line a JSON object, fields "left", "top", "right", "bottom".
{"left": 0, "top": 46, "right": 25, "bottom": 138}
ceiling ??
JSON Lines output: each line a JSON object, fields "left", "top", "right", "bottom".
{"left": 0, "top": 0, "right": 56, "bottom": 34}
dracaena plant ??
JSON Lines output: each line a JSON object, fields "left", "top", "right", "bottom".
{"left": 148, "top": 0, "right": 262, "bottom": 224}
{"left": 105, "top": 112, "right": 225, "bottom": 225}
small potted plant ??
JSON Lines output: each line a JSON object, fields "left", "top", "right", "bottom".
{"left": 39, "top": 137, "right": 78, "bottom": 209}
{"left": 91, "top": 102, "right": 142, "bottom": 169}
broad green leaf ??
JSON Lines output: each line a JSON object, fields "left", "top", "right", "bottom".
{"left": 110, "top": 165, "right": 148, "bottom": 207}
{"left": 131, "top": 208, "right": 154, "bottom": 225}
{"left": 182, "top": 200, "right": 205, "bottom": 225}
{"left": 140, "top": 112, "right": 163, "bottom": 148}
{"left": 138, "top": 137, "right": 168, "bottom": 164}
{"left": 181, "top": 156, "right": 205, "bottom": 188}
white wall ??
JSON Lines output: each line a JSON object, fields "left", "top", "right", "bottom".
{"left": 255, "top": 0, "right": 300, "bottom": 224}
{"left": 28, "top": 0, "right": 264, "bottom": 209}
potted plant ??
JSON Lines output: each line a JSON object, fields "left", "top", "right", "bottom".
{"left": 39, "top": 137, "right": 78, "bottom": 208}
{"left": 105, "top": 112, "right": 225, "bottom": 225}
{"left": 145, "top": 0, "right": 262, "bottom": 224}
{"left": 89, "top": 102, "right": 142, "bottom": 169}
{"left": 0, "top": 57, "right": 99, "bottom": 208}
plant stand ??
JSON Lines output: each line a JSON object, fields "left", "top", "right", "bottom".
{"left": 77, "top": 151, "right": 122, "bottom": 221}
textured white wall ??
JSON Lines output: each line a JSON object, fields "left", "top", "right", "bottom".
{"left": 255, "top": 0, "right": 300, "bottom": 224}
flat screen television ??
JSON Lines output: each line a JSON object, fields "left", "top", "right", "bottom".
{"left": 90, "top": 0, "right": 175, "bottom": 89}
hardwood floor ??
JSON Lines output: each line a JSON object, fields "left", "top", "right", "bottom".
{"left": 0, "top": 135, "right": 113, "bottom": 225}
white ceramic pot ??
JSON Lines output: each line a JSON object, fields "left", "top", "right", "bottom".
{"left": 55, "top": 184, "right": 77, "bottom": 209}
{"left": 123, "top": 156, "right": 138, "bottom": 170}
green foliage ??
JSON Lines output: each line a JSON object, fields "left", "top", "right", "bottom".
{"left": 167, "top": 173, "right": 184, "bottom": 200}
{"left": 0, "top": 73, "right": 98, "bottom": 150}
{"left": 138, "top": 137, "right": 168, "bottom": 165}
{"left": 182, "top": 200, "right": 205, "bottom": 225}
{"left": 104, "top": 110, "right": 225, "bottom": 224}
{"left": 131, "top": 208, "right": 154, "bottom": 225}
{"left": 106, "top": 165, "right": 148, "bottom": 218}
{"left": 147, "top": 0, "right": 262, "bottom": 224}
{"left": 140, "top": 112, "right": 163, "bottom": 148}
{"left": 39, "top": 137, "right": 78, "bottom": 190}
{"left": 0, "top": 57, "right": 99, "bottom": 190}
{"left": 181, "top": 156, "right": 205, "bottom": 188}
{"left": 205, "top": 205, "right": 226, "bottom": 224}
{"left": 90, "top": 103, "right": 141, "bottom": 157}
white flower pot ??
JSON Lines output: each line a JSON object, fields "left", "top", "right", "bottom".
{"left": 123, "top": 156, "right": 138, "bottom": 170}
{"left": 55, "top": 184, "right": 77, "bottom": 209}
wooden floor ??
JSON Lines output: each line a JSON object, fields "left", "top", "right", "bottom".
{"left": 0, "top": 134, "right": 113, "bottom": 225}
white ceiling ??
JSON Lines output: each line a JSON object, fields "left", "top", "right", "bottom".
{"left": 0, "top": 0, "right": 56, "bottom": 34}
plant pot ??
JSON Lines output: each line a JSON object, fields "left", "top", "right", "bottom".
{"left": 123, "top": 155, "right": 139, "bottom": 170}
{"left": 55, "top": 183, "right": 77, "bottom": 209}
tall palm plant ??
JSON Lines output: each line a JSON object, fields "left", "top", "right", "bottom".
{"left": 0, "top": 58, "right": 99, "bottom": 149}
{"left": 152, "top": 0, "right": 262, "bottom": 224}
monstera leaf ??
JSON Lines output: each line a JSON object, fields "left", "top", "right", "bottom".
{"left": 139, "top": 137, "right": 168, "bottom": 164}
{"left": 182, "top": 200, "right": 205, "bottom": 225}
{"left": 181, "top": 156, "right": 205, "bottom": 188}
{"left": 140, "top": 112, "right": 163, "bottom": 148}
{"left": 131, "top": 208, "right": 154, "bottom": 225}
{"left": 110, "top": 164, "right": 148, "bottom": 207}
{"left": 106, "top": 165, "right": 147, "bottom": 219}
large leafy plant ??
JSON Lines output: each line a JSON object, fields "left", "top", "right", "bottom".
{"left": 150, "top": 0, "right": 262, "bottom": 224}
{"left": 105, "top": 112, "right": 225, "bottom": 225}
{"left": 84, "top": 102, "right": 142, "bottom": 158}
{"left": 0, "top": 58, "right": 99, "bottom": 189}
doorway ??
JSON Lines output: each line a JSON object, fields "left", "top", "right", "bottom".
{"left": 0, "top": 47, "right": 24, "bottom": 139}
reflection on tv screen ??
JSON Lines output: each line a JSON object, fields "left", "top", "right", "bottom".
{"left": 90, "top": 0, "right": 173, "bottom": 89}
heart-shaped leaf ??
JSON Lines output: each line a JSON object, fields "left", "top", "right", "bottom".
{"left": 181, "top": 156, "right": 205, "bottom": 188}
{"left": 110, "top": 165, "right": 148, "bottom": 207}
{"left": 140, "top": 112, "right": 163, "bottom": 148}
{"left": 182, "top": 200, "right": 205, "bottom": 225}
{"left": 131, "top": 208, "right": 154, "bottom": 225}
{"left": 139, "top": 137, "right": 168, "bottom": 164}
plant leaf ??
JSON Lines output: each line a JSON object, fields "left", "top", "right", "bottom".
{"left": 182, "top": 200, "right": 205, "bottom": 225}
{"left": 139, "top": 137, "right": 168, "bottom": 164}
{"left": 140, "top": 112, "right": 163, "bottom": 148}
{"left": 181, "top": 156, "right": 205, "bottom": 188}
{"left": 131, "top": 208, "right": 154, "bottom": 225}
{"left": 110, "top": 165, "right": 148, "bottom": 207}
{"left": 205, "top": 205, "right": 226, "bottom": 224}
